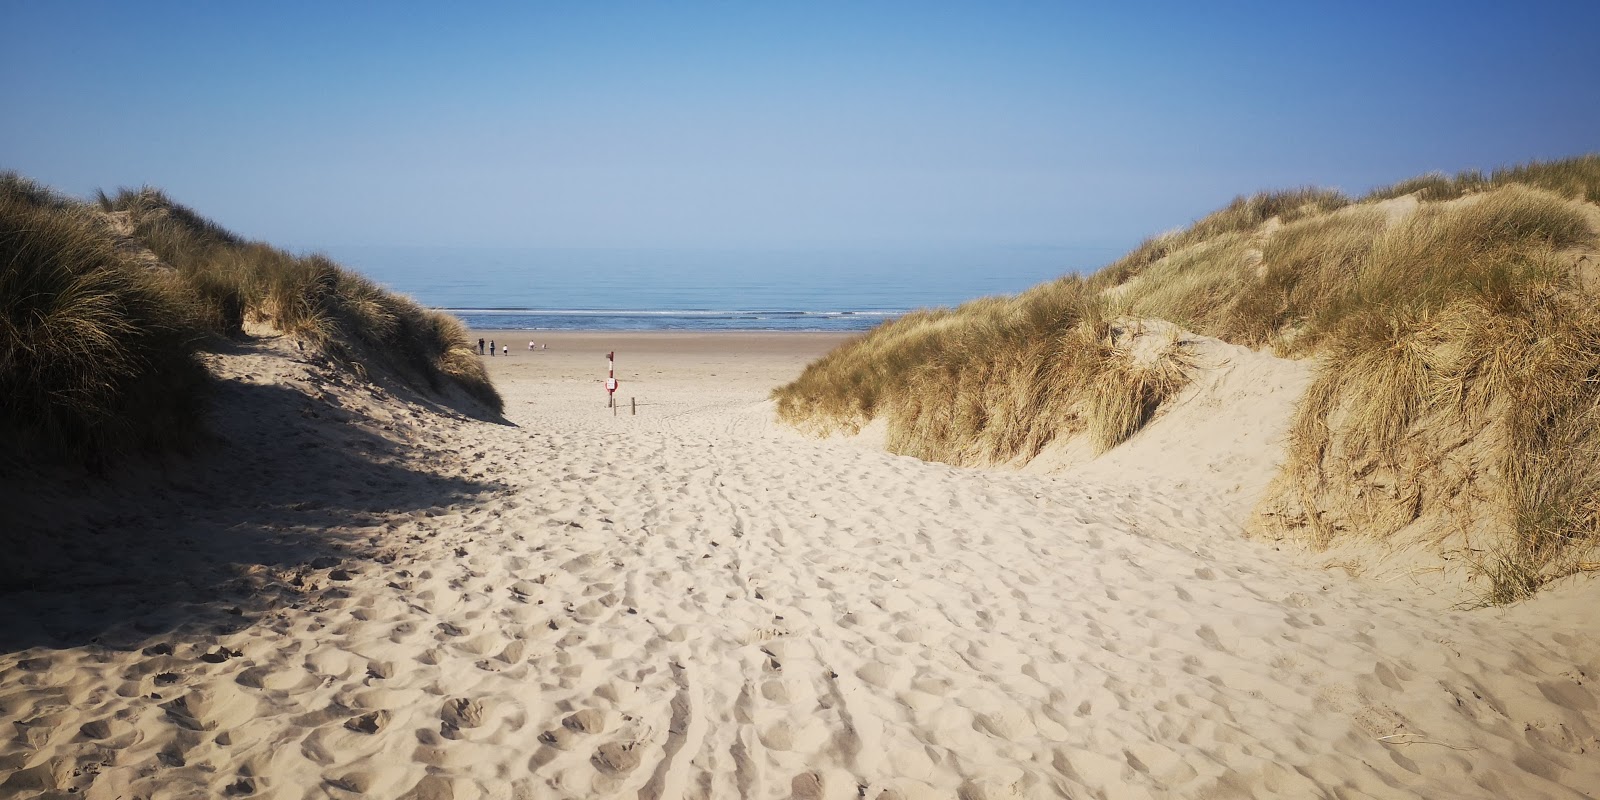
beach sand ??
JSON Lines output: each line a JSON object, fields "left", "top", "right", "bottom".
{"left": 2, "top": 330, "right": 1597, "bottom": 799}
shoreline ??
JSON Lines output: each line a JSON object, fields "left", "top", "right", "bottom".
{"left": 467, "top": 328, "right": 860, "bottom": 339}
{"left": 466, "top": 329, "right": 856, "bottom": 362}
{"left": 467, "top": 329, "right": 853, "bottom": 412}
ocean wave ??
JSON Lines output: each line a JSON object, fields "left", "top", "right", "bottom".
{"left": 438, "top": 308, "right": 905, "bottom": 317}
{"left": 444, "top": 307, "right": 907, "bottom": 332}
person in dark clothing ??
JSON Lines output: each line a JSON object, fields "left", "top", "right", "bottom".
{"left": 489, "top": 339, "right": 495, "bottom": 356}
{"left": 478, "top": 338, "right": 485, "bottom": 354}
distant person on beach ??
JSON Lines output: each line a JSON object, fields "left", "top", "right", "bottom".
{"left": 529, "top": 341, "right": 535, "bottom": 351}
{"left": 478, "top": 338, "right": 485, "bottom": 354}
{"left": 489, "top": 339, "right": 495, "bottom": 356}
{"left": 502, "top": 345, "right": 509, "bottom": 356}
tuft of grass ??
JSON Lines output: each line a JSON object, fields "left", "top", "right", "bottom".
{"left": 1188, "top": 187, "right": 1352, "bottom": 240}
{"left": 1364, "top": 154, "right": 1600, "bottom": 205}
{"left": 1091, "top": 187, "right": 1349, "bottom": 290}
{"left": 1491, "top": 154, "right": 1600, "bottom": 204}
{"left": 1085, "top": 331, "right": 1194, "bottom": 453}
{"left": 1228, "top": 206, "right": 1388, "bottom": 348}
{"left": 1271, "top": 184, "right": 1599, "bottom": 597}
{"left": 2, "top": 173, "right": 209, "bottom": 464}
{"left": 1116, "top": 185, "right": 1590, "bottom": 354}
{"left": 1364, "top": 171, "right": 1486, "bottom": 203}
{"left": 98, "top": 186, "right": 243, "bottom": 248}
{"left": 1116, "top": 233, "right": 1255, "bottom": 335}
{"left": 1281, "top": 247, "right": 1600, "bottom": 594}
{"left": 777, "top": 279, "right": 1193, "bottom": 465}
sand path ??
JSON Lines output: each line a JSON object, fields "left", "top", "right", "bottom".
{"left": 2, "top": 333, "right": 1596, "bottom": 799}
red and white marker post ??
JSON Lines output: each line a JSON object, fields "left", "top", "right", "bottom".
{"left": 605, "top": 351, "right": 619, "bottom": 409}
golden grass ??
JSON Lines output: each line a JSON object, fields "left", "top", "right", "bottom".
{"left": 776, "top": 154, "right": 1600, "bottom": 601}
{"left": 1085, "top": 330, "right": 1194, "bottom": 453}
{"left": 776, "top": 278, "right": 1194, "bottom": 465}
{"left": 1365, "top": 153, "right": 1600, "bottom": 205}
{"left": 1232, "top": 206, "right": 1388, "bottom": 349}
{"left": 1116, "top": 233, "right": 1254, "bottom": 334}
{"left": 1283, "top": 256, "right": 1600, "bottom": 600}
{"left": 100, "top": 188, "right": 503, "bottom": 412}
{"left": 2, "top": 175, "right": 503, "bottom": 466}
{"left": 1089, "top": 187, "right": 1349, "bottom": 290}
{"left": 1225, "top": 185, "right": 1598, "bottom": 601}
{"left": 1, "top": 175, "right": 209, "bottom": 463}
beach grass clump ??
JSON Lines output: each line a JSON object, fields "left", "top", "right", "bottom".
{"left": 1188, "top": 187, "right": 1352, "bottom": 240}
{"left": 777, "top": 154, "right": 1600, "bottom": 601}
{"left": 1363, "top": 171, "right": 1485, "bottom": 203}
{"left": 101, "top": 187, "right": 503, "bottom": 413}
{"left": 3, "top": 174, "right": 503, "bottom": 466}
{"left": 1084, "top": 328, "right": 1194, "bottom": 454}
{"left": 1218, "top": 183, "right": 1598, "bottom": 599}
{"left": 1, "top": 174, "right": 209, "bottom": 463}
{"left": 1364, "top": 154, "right": 1600, "bottom": 205}
{"left": 1282, "top": 248, "right": 1600, "bottom": 599}
{"left": 1470, "top": 283, "right": 1600, "bottom": 602}
{"left": 1111, "top": 185, "right": 1589, "bottom": 353}
{"left": 1091, "top": 187, "right": 1349, "bottom": 289}
{"left": 1115, "top": 233, "right": 1255, "bottom": 336}
{"left": 777, "top": 278, "right": 1194, "bottom": 465}
{"left": 774, "top": 307, "right": 958, "bottom": 435}
{"left": 1224, "top": 206, "right": 1389, "bottom": 348}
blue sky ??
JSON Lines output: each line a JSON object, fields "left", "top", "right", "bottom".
{"left": 3, "top": 1, "right": 1597, "bottom": 261}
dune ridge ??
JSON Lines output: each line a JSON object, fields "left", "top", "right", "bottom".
{"left": 775, "top": 155, "right": 1600, "bottom": 602}
{"left": 0, "top": 173, "right": 499, "bottom": 469}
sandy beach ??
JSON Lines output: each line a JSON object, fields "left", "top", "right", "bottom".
{"left": 2, "top": 330, "right": 1597, "bottom": 799}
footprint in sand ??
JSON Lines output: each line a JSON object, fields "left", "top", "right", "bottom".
{"left": 344, "top": 709, "right": 390, "bottom": 734}
{"left": 592, "top": 739, "right": 643, "bottom": 775}
{"left": 440, "top": 697, "right": 485, "bottom": 738}
{"left": 563, "top": 708, "right": 608, "bottom": 733}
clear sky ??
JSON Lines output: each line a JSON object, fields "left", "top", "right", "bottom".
{"left": 3, "top": 1, "right": 1597, "bottom": 261}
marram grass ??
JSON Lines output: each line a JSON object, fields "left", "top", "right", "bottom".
{"left": 775, "top": 154, "right": 1600, "bottom": 602}
{"left": 2, "top": 175, "right": 208, "bottom": 463}
{"left": 2, "top": 175, "right": 502, "bottom": 466}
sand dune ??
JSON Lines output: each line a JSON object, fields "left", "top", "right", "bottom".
{"left": 2, "top": 331, "right": 1596, "bottom": 799}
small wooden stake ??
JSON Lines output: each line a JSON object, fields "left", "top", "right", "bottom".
{"left": 632, "top": 397, "right": 636, "bottom": 415}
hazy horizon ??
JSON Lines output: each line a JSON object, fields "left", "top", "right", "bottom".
{"left": 320, "top": 242, "right": 1112, "bottom": 327}
{"left": 4, "top": 2, "right": 1598, "bottom": 259}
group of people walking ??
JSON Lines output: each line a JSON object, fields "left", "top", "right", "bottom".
{"left": 477, "top": 338, "right": 548, "bottom": 356}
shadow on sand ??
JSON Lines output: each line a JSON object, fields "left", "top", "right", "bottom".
{"left": 0, "top": 374, "right": 507, "bottom": 653}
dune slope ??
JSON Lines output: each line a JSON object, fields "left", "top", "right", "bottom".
{"left": 775, "top": 156, "right": 1600, "bottom": 601}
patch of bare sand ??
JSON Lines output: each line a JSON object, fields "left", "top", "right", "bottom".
{"left": 1, "top": 330, "right": 1596, "bottom": 799}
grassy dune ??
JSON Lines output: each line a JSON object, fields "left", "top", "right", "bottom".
{"left": 775, "top": 155, "right": 1600, "bottom": 601}
{"left": 1, "top": 174, "right": 501, "bottom": 465}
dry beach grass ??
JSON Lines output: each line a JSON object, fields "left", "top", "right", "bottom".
{"left": 1, "top": 174, "right": 498, "bottom": 468}
{"left": 774, "top": 155, "right": 1600, "bottom": 602}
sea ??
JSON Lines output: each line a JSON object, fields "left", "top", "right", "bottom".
{"left": 323, "top": 245, "right": 1114, "bottom": 333}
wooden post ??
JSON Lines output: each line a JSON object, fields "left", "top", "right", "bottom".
{"left": 631, "top": 397, "right": 636, "bottom": 416}
{"left": 606, "top": 351, "right": 616, "bottom": 408}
